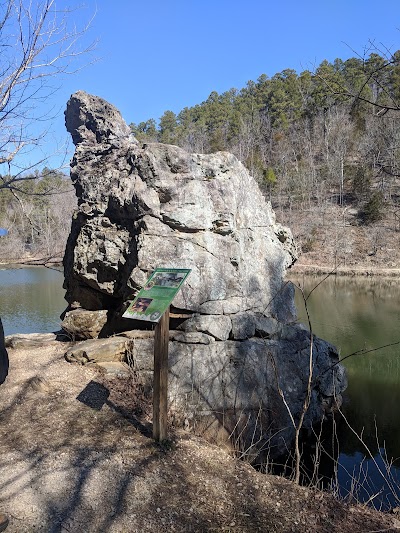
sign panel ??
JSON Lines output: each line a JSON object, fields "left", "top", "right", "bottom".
{"left": 122, "top": 268, "right": 191, "bottom": 323}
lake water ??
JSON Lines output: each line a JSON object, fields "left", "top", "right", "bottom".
{"left": 0, "top": 266, "right": 66, "bottom": 335}
{"left": 291, "top": 274, "right": 400, "bottom": 510}
{"left": 1, "top": 266, "right": 399, "bottom": 508}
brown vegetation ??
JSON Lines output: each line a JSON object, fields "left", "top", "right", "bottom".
{"left": 284, "top": 202, "right": 400, "bottom": 275}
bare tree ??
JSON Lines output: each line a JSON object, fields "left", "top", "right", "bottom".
{"left": 0, "top": 0, "right": 95, "bottom": 191}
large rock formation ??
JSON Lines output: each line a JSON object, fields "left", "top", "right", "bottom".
{"left": 62, "top": 91, "right": 347, "bottom": 459}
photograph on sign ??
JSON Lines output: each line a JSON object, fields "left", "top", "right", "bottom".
{"left": 123, "top": 268, "right": 191, "bottom": 323}
{"left": 130, "top": 298, "right": 153, "bottom": 313}
{"left": 150, "top": 271, "right": 186, "bottom": 288}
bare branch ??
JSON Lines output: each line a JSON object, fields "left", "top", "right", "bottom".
{"left": 315, "top": 43, "right": 400, "bottom": 115}
{"left": 0, "top": 0, "right": 96, "bottom": 181}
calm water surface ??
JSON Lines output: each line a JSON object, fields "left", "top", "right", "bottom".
{"left": 0, "top": 266, "right": 66, "bottom": 335}
{"left": 292, "top": 274, "right": 400, "bottom": 509}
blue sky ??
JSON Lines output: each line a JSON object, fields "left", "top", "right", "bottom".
{"left": 8, "top": 0, "right": 400, "bottom": 172}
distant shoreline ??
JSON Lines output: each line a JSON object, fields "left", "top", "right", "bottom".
{"left": 290, "top": 262, "right": 400, "bottom": 277}
{"left": 1, "top": 257, "right": 399, "bottom": 278}
{"left": 0, "top": 256, "right": 63, "bottom": 268}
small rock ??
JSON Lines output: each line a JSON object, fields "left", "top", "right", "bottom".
{"left": 95, "top": 361, "right": 131, "bottom": 377}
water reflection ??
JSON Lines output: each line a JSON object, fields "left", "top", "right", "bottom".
{"left": 290, "top": 274, "right": 400, "bottom": 509}
{"left": 0, "top": 266, "right": 66, "bottom": 335}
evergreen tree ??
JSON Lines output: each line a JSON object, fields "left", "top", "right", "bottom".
{"left": 159, "top": 110, "right": 178, "bottom": 144}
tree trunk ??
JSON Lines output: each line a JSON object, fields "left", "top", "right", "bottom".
{"left": 0, "top": 318, "right": 9, "bottom": 385}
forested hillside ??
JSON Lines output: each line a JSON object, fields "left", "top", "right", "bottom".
{"left": 131, "top": 51, "right": 400, "bottom": 270}
{"left": 0, "top": 169, "right": 76, "bottom": 262}
{"left": 1, "top": 51, "right": 400, "bottom": 268}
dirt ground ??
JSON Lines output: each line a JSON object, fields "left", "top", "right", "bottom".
{"left": 0, "top": 341, "right": 399, "bottom": 533}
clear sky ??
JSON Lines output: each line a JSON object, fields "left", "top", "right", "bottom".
{"left": 9, "top": 0, "right": 400, "bottom": 172}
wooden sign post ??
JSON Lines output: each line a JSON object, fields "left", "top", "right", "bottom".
{"left": 153, "top": 306, "right": 170, "bottom": 441}
{"left": 122, "top": 268, "right": 191, "bottom": 442}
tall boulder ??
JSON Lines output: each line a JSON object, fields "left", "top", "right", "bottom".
{"left": 63, "top": 91, "right": 346, "bottom": 459}
{"left": 63, "top": 92, "right": 297, "bottom": 324}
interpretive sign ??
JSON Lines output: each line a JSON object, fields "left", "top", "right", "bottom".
{"left": 122, "top": 268, "right": 191, "bottom": 323}
{"left": 123, "top": 268, "right": 191, "bottom": 442}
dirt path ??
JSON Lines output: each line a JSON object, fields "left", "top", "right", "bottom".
{"left": 0, "top": 342, "right": 398, "bottom": 532}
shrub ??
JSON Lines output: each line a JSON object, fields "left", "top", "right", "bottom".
{"left": 359, "top": 191, "right": 386, "bottom": 224}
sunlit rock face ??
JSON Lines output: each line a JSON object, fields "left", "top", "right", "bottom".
{"left": 63, "top": 91, "right": 346, "bottom": 459}
{"left": 63, "top": 91, "right": 297, "bottom": 321}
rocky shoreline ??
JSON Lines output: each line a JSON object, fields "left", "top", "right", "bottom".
{"left": 0, "top": 257, "right": 63, "bottom": 268}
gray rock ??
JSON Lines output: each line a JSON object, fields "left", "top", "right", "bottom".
{"left": 254, "top": 315, "right": 281, "bottom": 337}
{"left": 95, "top": 361, "right": 131, "bottom": 377}
{"left": 124, "top": 337, "right": 155, "bottom": 369}
{"left": 61, "top": 309, "right": 108, "bottom": 339}
{"left": 119, "top": 330, "right": 155, "bottom": 340}
{"left": 167, "top": 331, "right": 346, "bottom": 459}
{"left": 172, "top": 332, "right": 216, "bottom": 344}
{"left": 5, "top": 333, "right": 58, "bottom": 349}
{"left": 231, "top": 313, "right": 256, "bottom": 340}
{"left": 229, "top": 313, "right": 281, "bottom": 340}
{"left": 96, "top": 328, "right": 344, "bottom": 460}
{"left": 61, "top": 91, "right": 346, "bottom": 461}
{"left": 61, "top": 321, "right": 345, "bottom": 460}
{"left": 65, "top": 337, "right": 127, "bottom": 364}
{"left": 63, "top": 91, "right": 297, "bottom": 325}
{"left": 179, "top": 315, "right": 232, "bottom": 341}
{"left": 65, "top": 90, "right": 134, "bottom": 146}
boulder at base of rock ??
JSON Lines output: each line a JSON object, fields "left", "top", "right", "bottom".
{"left": 61, "top": 309, "right": 108, "bottom": 339}
{"left": 65, "top": 337, "right": 128, "bottom": 364}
